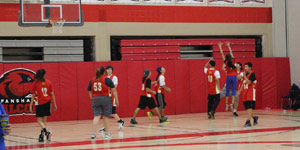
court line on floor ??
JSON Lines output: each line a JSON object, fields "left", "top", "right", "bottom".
{"left": 6, "top": 126, "right": 300, "bottom": 150}
{"left": 78, "top": 141, "right": 300, "bottom": 150}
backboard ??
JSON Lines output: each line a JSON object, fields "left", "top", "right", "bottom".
{"left": 19, "top": 0, "right": 84, "bottom": 26}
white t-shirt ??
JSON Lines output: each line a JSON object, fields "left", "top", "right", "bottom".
{"left": 107, "top": 75, "right": 118, "bottom": 106}
{"left": 107, "top": 75, "right": 118, "bottom": 86}
{"left": 204, "top": 68, "right": 221, "bottom": 79}
{"left": 159, "top": 75, "right": 166, "bottom": 86}
{"left": 237, "top": 71, "right": 244, "bottom": 77}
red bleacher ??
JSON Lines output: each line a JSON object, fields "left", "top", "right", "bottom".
{"left": 122, "top": 53, "right": 180, "bottom": 61}
{"left": 120, "top": 39, "right": 255, "bottom": 47}
{"left": 212, "top": 45, "right": 256, "bottom": 52}
{"left": 120, "top": 39, "right": 256, "bottom": 60}
{"left": 213, "top": 52, "right": 256, "bottom": 59}
{"left": 121, "top": 46, "right": 180, "bottom": 54}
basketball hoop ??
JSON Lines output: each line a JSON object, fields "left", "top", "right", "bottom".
{"left": 49, "top": 18, "right": 65, "bottom": 34}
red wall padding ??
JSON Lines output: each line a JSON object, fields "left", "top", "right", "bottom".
{"left": 0, "top": 58, "right": 290, "bottom": 123}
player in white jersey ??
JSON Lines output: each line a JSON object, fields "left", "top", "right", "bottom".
{"left": 99, "top": 65, "right": 124, "bottom": 132}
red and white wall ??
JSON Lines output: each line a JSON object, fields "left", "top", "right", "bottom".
{"left": 0, "top": 2, "right": 273, "bottom": 60}
{"left": 0, "top": 58, "right": 291, "bottom": 123}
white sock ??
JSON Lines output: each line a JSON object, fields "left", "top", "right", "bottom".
{"left": 233, "top": 109, "right": 237, "bottom": 112}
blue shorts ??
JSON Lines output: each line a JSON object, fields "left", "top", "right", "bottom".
{"left": 0, "top": 137, "right": 5, "bottom": 150}
{"left": 225, "top": 76, "right": 237, "bottom": 96}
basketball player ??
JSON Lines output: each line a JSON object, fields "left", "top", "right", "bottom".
{"left": 220, "top": 62, "right": 243, "bottom": 117}
{"left": 130, "top": 69, "right": 168, "bottom": 124}
{"left": 204, "top": 59, "right": 221, "bottom": 119}
{"left": 99, "top": 65, "right": 124, "bottom": 132}
{"left": 240, "top": 62, "right": 258, "bottom": 127}
{"left": 147, "top": 66, "right": 171, "bottom": 120}
{"left": 88, "top": 67, "right": 118, "bottom": 139}
{"left": 30, "top": 69, "right": 57, "bottom": 142}
{"left": 219, "top": 42, "right": 238, "bottom": 111}
{"left": 0, "top": 102, "right": 11, "bottom": 149}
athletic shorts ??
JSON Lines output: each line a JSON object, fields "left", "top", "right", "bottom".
{"left": 138, "top": 96, "right": 157, "bottom": 110}
{"left": 36, "top": 101, "right": 51, "bottom": 117}
{"left": 155, "top": 93, "right": 167, "bottom": 109}
{"left": 220, "top": 86, "right": 240, "bottom": 102}
{"left": 91, "top": 96, "right": 112, "bottom": 117}
{"left": 112, "top": 106, "right": 117, "bottom": 114}
{"left": 243, "top": 101, "right": 256, "bottom": 110}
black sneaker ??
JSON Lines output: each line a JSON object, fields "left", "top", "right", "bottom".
{"left": 211, "top": 112, "right": 215, "bottom": 120}
{"left": 118, "top": 120, "right": 125, "bottom": 124}
{"left": 253, "top": 116, "right": 259, "bottom": 126}
{"left": 233, "top": 112, "right": 239, "bottom": 117}
{"left": 130, "top": 118, "right": 138, "bottom": 124}
{"left": 159, "top": 116, "right": 168, "bottom": 123}
{"left": 244, "top": 120, "right": 252, "bottom": 127}
{"left": 45, "top": 131, "right": 52, "bottom": 141}
{"left": 99, "top": 127, "right": 106, "bottom": 132}
{"left": 118, "top": 120, "right": 125, "bottom": 131}
{"left": 207, "top": 113, "right": 212, "bottom": 119}
{"left": 38, "top": 133, "right": 44, "bottom": 142}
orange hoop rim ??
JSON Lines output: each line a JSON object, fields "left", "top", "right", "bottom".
{"left": 49, "top": 17, "right": 66, "bottom": 25}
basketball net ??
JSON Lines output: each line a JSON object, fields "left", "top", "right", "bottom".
{"left": 49, "top": 18, "right": 65, "bottom": 34}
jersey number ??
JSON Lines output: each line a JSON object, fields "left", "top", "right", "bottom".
{"left": 208, "top": 75, "right": 213, "bottom": 83}
{"left": 41, "top": 88, "right": 48, "bottom": 96}
{"left": 93, "top": 82, "right": 102, "bottom": 91}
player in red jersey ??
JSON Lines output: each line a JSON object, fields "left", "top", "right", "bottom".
{"left": 99, "top": 65, "right": 124, "bottom": 132}
{"left": 88, "top": 66, "right": 118, "bottom": 139}
{"left": 30, "top": 69, "right": 57, "bottom": 142}
{"left": 130, "top": 69, "right": 168, "bottom": 124}
{"left": 240, "top": 62, "right": 258, "bottom": 127}
{"left": 204, "top": 59, "right": 221, "bottom": 119}
{"left": 147, "top": 66, "right": 171, "bottom": 120}
{"left": 220, "top": 62, "right": 243, "bottom": 117}
{"left": 219, "top": 42, "right": 238, "bottom": 111}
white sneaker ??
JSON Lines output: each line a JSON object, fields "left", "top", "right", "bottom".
{"left": 225, "top": 104, "right": 229, "bottom": 111}
{"left": 91, "top": 133, "right": 96, "bottom": 139}
{"left": 230, "top": 104, "right": 234, "bottom": 112}
{"left": 104, "top": 132, "right": 111, "bottom": 139}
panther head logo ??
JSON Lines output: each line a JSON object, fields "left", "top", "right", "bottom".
{"left": 0, "top": 68, "right": 36, "bottom": 98}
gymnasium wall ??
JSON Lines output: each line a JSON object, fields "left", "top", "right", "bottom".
{"left": 271, "top": 0, "right": 300, "bottom": 86}
{"left": 0, "top": 3, "right": 273, "bottom": 61}
{"left": 286, "top": 0, "right": 300, "bottom": 87}
{"left": 0, "top": 58, "right": 290, "bottom": 123}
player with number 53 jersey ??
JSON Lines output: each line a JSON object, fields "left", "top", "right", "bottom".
{"left": 88, "top": 66, "right": 118, "bottom": 140}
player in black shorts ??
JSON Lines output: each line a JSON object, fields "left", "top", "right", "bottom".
{"left": 240, "top": 62, "right": 258, "bottom": 127}
{"left": 147, "top": 66, "right": 171, "bottom": 120}
{"left": 130, "top": 69, "right": 168, "bottom": 124}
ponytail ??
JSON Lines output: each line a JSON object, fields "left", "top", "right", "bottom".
{"left": 142, "top": 76, "right": 147, "bottom": 83}
{"left": 95, "top": 68, "right": 101, "bottom": 79}
{"left": 225, "top": 54, "right": 236, "bottom": 69}
{"left": 156, "top": 72, "right": 161, "bottom": 81}
{"left": 35, "top": 69, "right": 46, "bottom": 81}
{"left": 96, "top": 66, "right": 106, "bottom": 79}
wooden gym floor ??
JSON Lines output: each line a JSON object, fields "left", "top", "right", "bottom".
{"left": 5, "top": 110, "right": 300, "bottom": 150}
